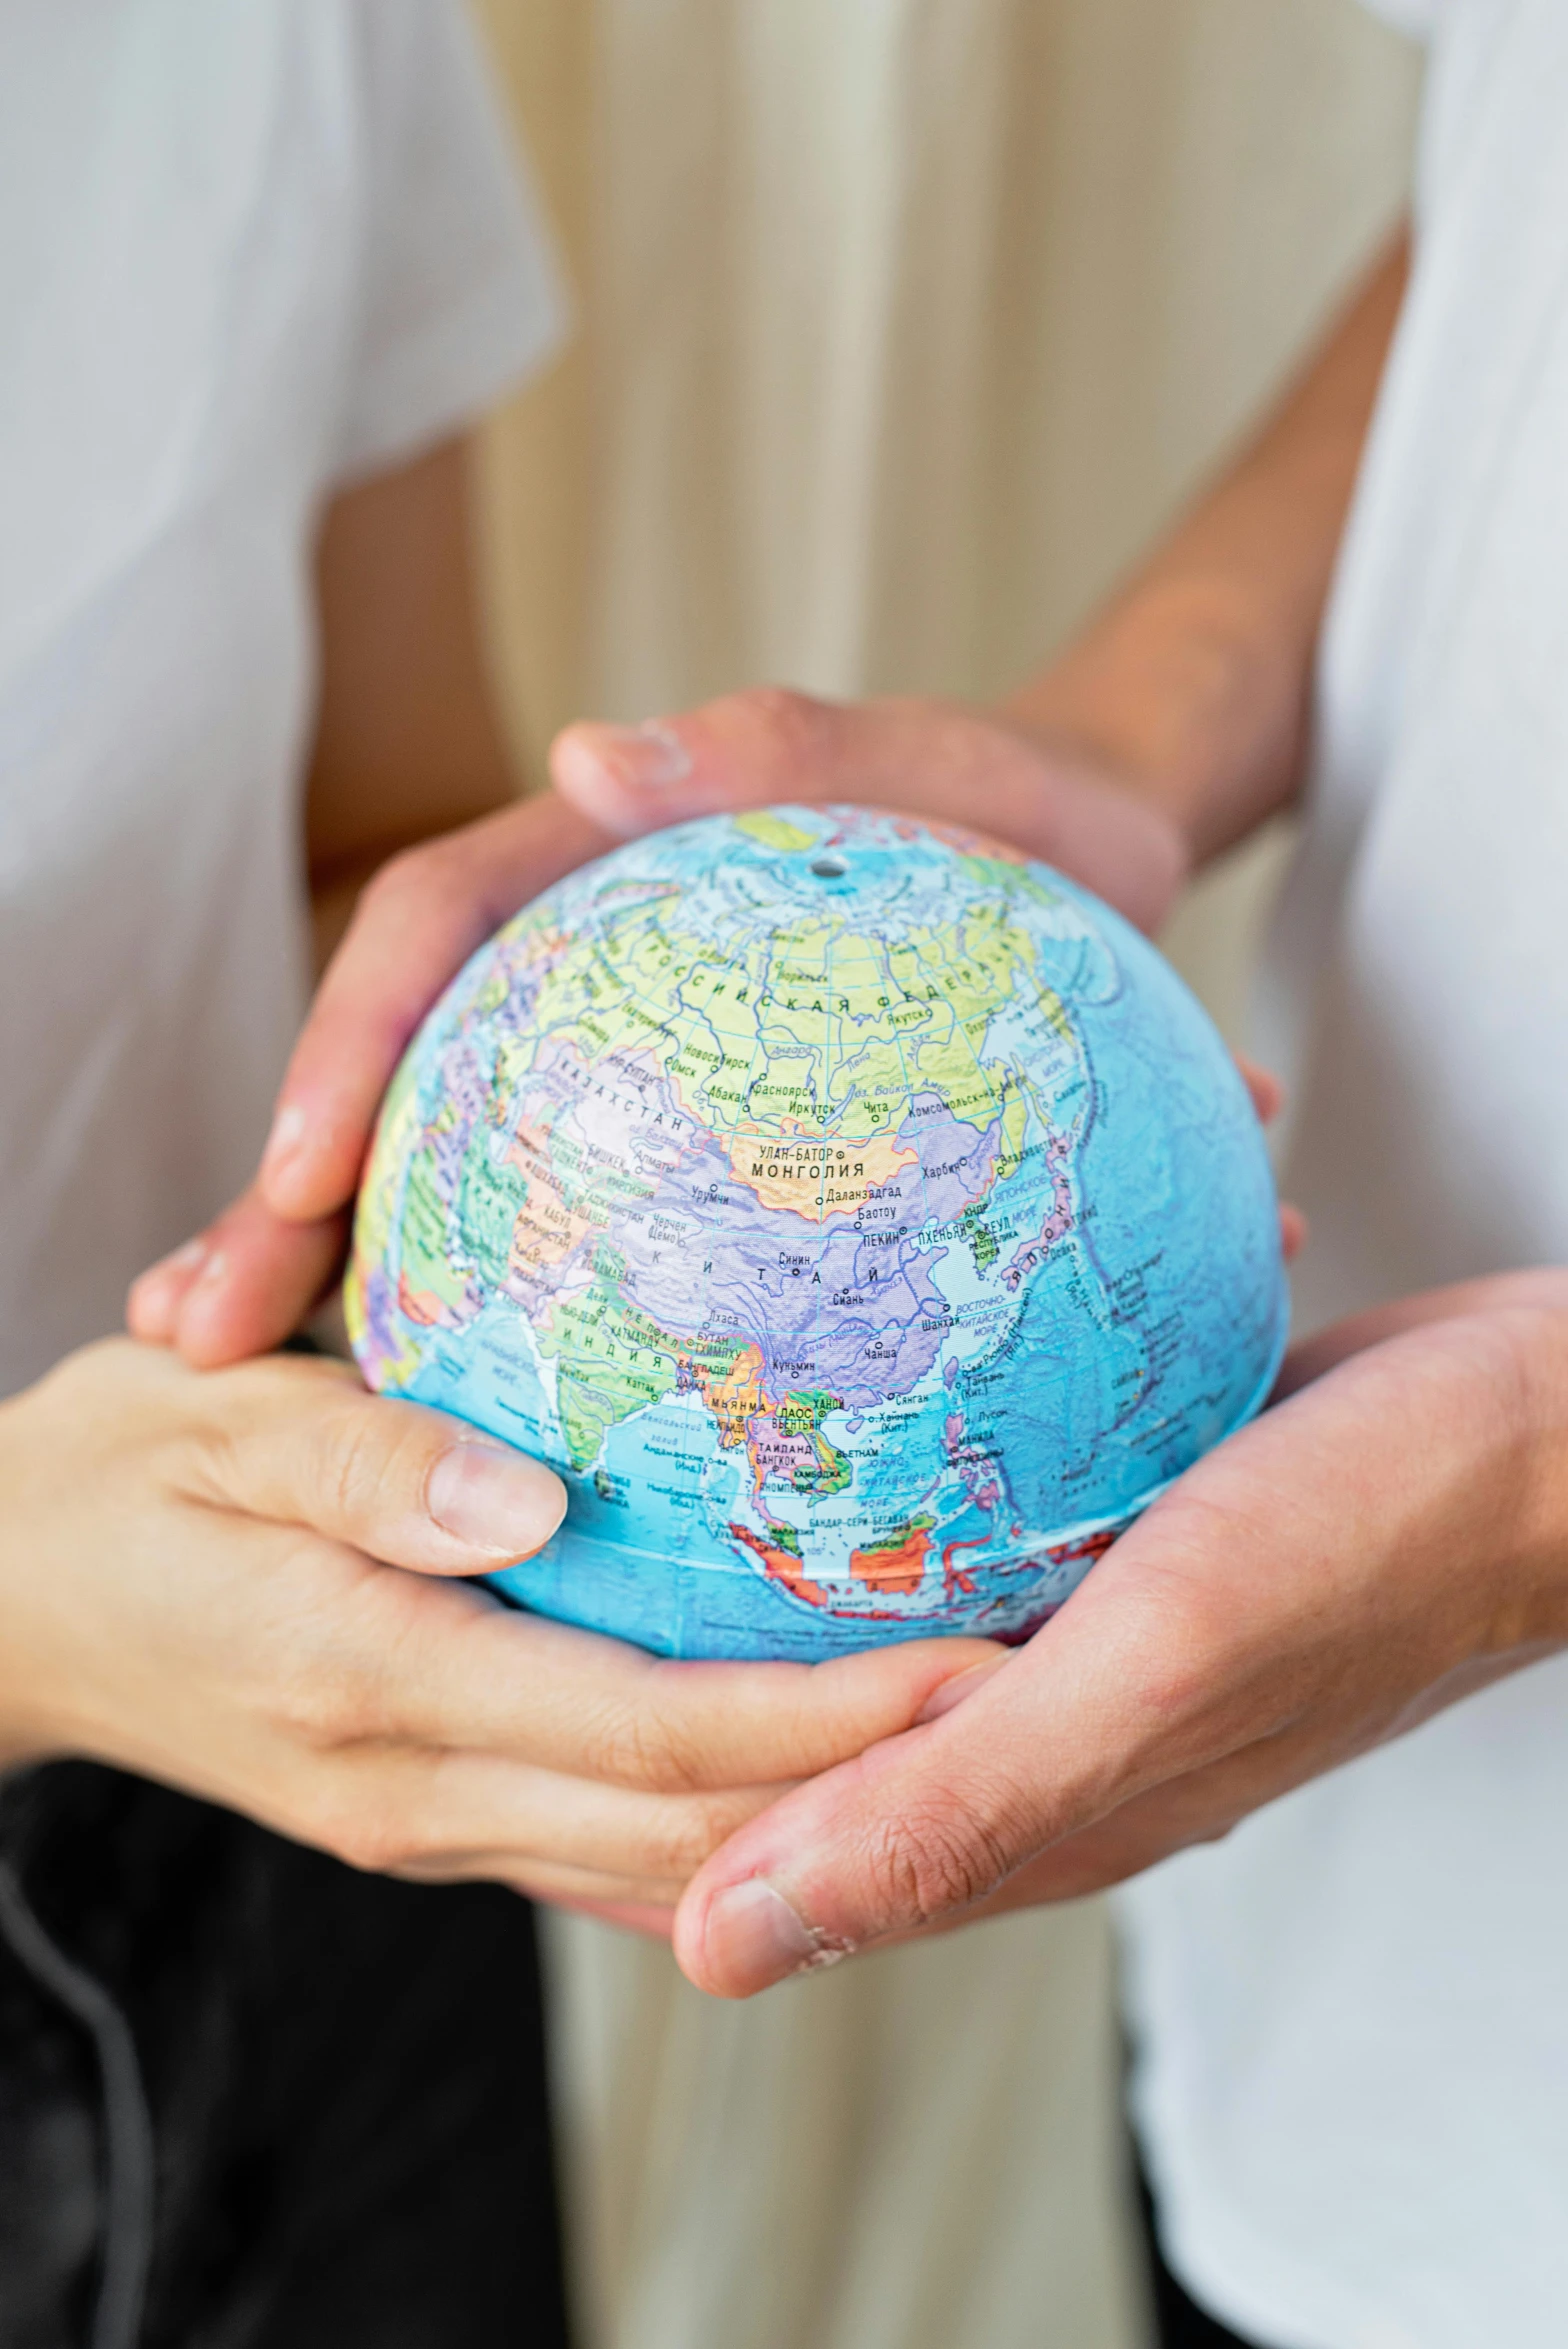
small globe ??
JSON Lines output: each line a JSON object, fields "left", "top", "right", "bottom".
{"left": 346, "top": 806, "right": 1285, "bottom": 1660}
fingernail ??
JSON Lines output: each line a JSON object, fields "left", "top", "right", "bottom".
{"left": 136, "top": 1237, "right": 209, "bottom": 1293}
{"left": 170, "top": 1249, "right": 230, "bottom": 1342}
{"left": 701, "top": 1877, "right": 853, "bottom": 1990}
{"left": 128, "top": 1238, "right": 209, "bottom": 1335}
{"left": 427, "top": 1437, "right": 567, "bottom": 1558}
{"left": 262, "top": 1101, "right": 308, "bottom": 1182}
{"left": 573, "top": 722, "right": 693, "bottom": 790}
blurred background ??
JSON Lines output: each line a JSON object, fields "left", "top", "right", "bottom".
{"left": 462, "top": 4, "right": 1422, "bottom": 2342}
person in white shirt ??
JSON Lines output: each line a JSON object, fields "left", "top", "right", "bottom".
{"left": 193, "top": 2, "right": 1568, "bottom": 2343}
{"left": 0, "top": 6, "right": 985, "bottom": 2338}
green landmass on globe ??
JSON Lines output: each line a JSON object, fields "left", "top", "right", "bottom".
{"left": 346, "top": 805, "right": 1286, "bottom": 1659}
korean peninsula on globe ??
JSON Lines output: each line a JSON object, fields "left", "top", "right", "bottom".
{"left": 346, "top": 805, "right": 1286, "bottom": 1659}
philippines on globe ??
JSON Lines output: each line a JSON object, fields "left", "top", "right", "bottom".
{"left": 346, "top": 805, "right": 1287, "bottom": 1660}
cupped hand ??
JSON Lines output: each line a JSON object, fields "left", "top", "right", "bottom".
{"left": 666, "top": 1272, "right": 1568, "bottom": 1995}
{"left": 0, "top": 1338, "right": 995, "bottom": 1910}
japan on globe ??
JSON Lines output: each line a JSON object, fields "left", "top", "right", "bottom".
{"left": 346, "top": 806, "right": 1286, "bottom": 1659}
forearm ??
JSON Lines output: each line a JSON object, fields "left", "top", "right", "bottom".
{"left": 304, "top": 436, "right": 519, "bottom": 973}
{"left": 1004, "top": 227, "right": 1410, "bottom": 870}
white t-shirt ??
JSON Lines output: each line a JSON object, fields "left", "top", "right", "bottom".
{"left": 1120, "top": 4, "right": 1568, "bottom": 2344}
{"left": 0, "top": 0, "right": 563, "bottom": 1402}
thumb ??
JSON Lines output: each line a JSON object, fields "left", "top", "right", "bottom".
{"left": 179, "top": 1354, "right": 567, "bottom": 1575}
{"left": 128, "top": 1184, "right": 348, "bottom": 1369}
{"left": 670, "top": 1649, "right": 1063, "bottom": 1996}
{"left": 549, "top": 689, "right": 867, "bottom": 836}
{"left": 550, "top": 688, "right": 1186, "bottom": 931}
{"left": 257, "top": 792, "right": 610, "bottom": 1226}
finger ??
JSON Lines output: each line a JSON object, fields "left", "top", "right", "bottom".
{"left": 667, "top": 1507, "right": 1266, "bottom": 1995}
{"left": 668, "top": 1670, "right": 1058, "bottom": 1996}
{"left": 948, "top": 1760, "right": 1274, "bottom": 1914}
{"left": 1234, "top": 1053, "right": 1284, "bottom": 1123}
{"left": 177, "top": 1353, "right": 566, "bottom": 1574}
{"left": 552, "top": 693, "right": 1025, "bottom": 835}
{"left": 547, "top": 1895, "right": 677, "bottom": 1940}
{"left": 128, "top": 1187, "right": 348, "bottom": 1369}
{"left": 400, "top": 1857, "right": 682, "bottom": 1907}
{"left": 172, "top": 1341, "right": 1003, "bottom": 1785}
{"left": 436, "top": 1858, "right": 687, "bottom": 1915}
{"left": 837, "top": 1763, "right": 1267, "bottom": 1936}
{"left": 259, "top": 793, "right": 612, "bottom": 1224}
{"left": 550, "top": 690, "right": 1186, "bottom": 932}
{"left": 653, "top": 1669, "right": 1303, "bottom": 1945}
{"left": 961, "top": 1646, "right": 1531, "bottom": 1913}
{"left": 1228, "top": 1057, "right": 1298, "bottom": 1257}
{"left": 344, "top": 1589, "right": 1004, "bottom": 1793}
{"left": 1273, "top": 1268, "right": 1568, "bottom": 1397}
{"left": 296, "top": 1743, "right": 780, "bottom": 1894}
{"left": 167, "top": 1354, "right": 1001, "bottom": 1781}
{"left": 126, "top": 1237, "right": 213, "bottom": 1343}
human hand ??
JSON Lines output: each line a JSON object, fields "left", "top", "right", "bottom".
{"left": 548, "top": 684, "right": 1302, "bottom": 1261}
{"left": 664, "top": 1272, "right": 1568, "bottom": 1994}
{"left": 0, "top": 1338, "right": 994, "bottom": 1910}
{"left": 550, "top": 686, "right": 1190, "bottom": 934}
{"left": 126, "top": 690, "right": 1185, "bottom": 1367}
{"left": 127, "top": 789, "right": 614, "bottom": 1366}
{"left": 124, "top": 694, "right": 1196, "bottom": 1368}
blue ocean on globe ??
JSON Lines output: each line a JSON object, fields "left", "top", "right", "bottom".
{"left": 347, "top": 805, "right": 1287, "bottom": 1659}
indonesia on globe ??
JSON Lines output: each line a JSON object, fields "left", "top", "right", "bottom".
{"left": 346, "top": 805, "right": 1286, "bottom": 1660}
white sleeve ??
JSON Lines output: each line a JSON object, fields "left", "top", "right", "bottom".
{"left": 1357, "top": 0, "right": 1441, "bottom": 39}
{"left": 331, "top": 0, "right": 568, "bottom": 485}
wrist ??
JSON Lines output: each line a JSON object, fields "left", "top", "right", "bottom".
{"left": 1502, "top": 1296, "right": 1568, "bottom": 1648}
{"left": 1413, "top": 1288, "right": 1568, "bottom": 1660}
{"left": 983, "top": 706, "right": 1192, "bottom": 931}
{"left": 1000, "top": 573, "right": 1309, "bottom": 870}
{"left": 996, "top": 234, "right": 1408, "bottom": 878}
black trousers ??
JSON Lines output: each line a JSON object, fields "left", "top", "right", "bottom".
{"left": 0, "top": 1762, "right": 569, "bottom": 2349}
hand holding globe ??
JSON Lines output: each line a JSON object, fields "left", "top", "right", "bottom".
{"left": 127, "top": 699, "right": 1329, "bottom": 1962}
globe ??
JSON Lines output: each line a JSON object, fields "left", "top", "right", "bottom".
{"left": 346, "top": 805, "right": 1286, "bottom": 1660}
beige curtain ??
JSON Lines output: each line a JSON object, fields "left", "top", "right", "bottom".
{"left": 467, "top": 5, "right": 1421, "bottom": 2344}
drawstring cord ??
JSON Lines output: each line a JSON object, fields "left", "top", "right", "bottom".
{"left": 0, "top": 1858, "right": 154, "bottom": 2349}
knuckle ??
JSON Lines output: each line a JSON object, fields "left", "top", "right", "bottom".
{"left": 353, "top": 837, "right": 477, "bottom": 948}
{"left": 268, "top": 1608, "right": 393, "bottom": 1752}
{"left": 309, "top": 1795, "right": 415, "bottom": 1877}
{"left": 584, "top": 1701, "right": 686, "bottom": 1793}
{"left": 166, "top": 1410, "right": 246, "bottom": 1509}
{"left": 308, "top": 1396, "right": 418, "bottom": 1541}
{"left": 654, "top": 1792, "right": 752, "bottom": 1881}
{"left": 862, "top": 1793, "right": 1020, "bottom": 1923}
{"left": 730, "top": 684, "right": 826, "bottom": 761}
{"left": 637, "top": 1708, "right": 715, "bottom": 1795}
{"left": 272, "top": 1661, "right": 371, "bottom": 1751}
{"left": 1121, "top": 1568, "right": 1239, "bottom": 1723}
{"left": 319, "top": 1409, "right": 384, "bottom": 1531}
{"left": 357, "top": 840, "right": 436, "bottom": 915}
